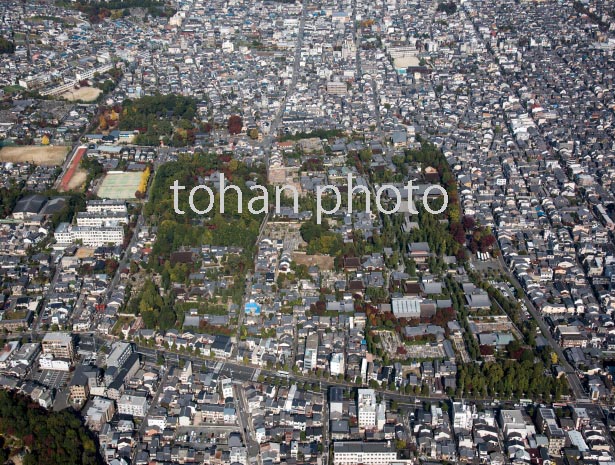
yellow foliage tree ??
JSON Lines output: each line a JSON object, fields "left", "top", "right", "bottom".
{"left": 248, "top": 128, "right": 259, "bottom": 140}
{"left": 99, "top": 115, "right": 108, "bottom": 130}
{"left": 228, "top": 159, "right": 239, "bottom": 173}
{"left": 41, "top": 134, "right": 50, "bottom": 145}
{"left": 175, "top": 128, "right": 188, "bottom": 141}
{"left": 137, "top": 166, "right": 151, "bottom": 194}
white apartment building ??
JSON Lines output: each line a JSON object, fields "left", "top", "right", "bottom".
{"left": 86, "top": 200, "right": 128, "bottom": 214}
{"left": 75, "top": 63, "right": 114, "bottom": 81}
{"left": 303, "top": 332, "right": 318, "bottom": 371}
{"left": 117, "top": 394, "right": 148, "bottom": 417}
{"left": 41, "top": 64, "right": 115, "bottom": 96}
{"left": 330, "top": 352, "right": 345, "bottom": 376}
{"left": 55, "top": 222, "right": 124, "bottom": 247}
{"left": 39, "top": 354, "right": 70, "bottom": 371}
{"left": 147, "top": 416, "right": 167, "bottom": 430}
{"left": 284, "top": 384, "right": 297, "bottom": 412}
{"left": 76, "top": 211, "right": 129, "bottom": 228}
{"left": 179, "top": 360, "right": 193, "bottom": 383}
{"left": 357, "top": 389, "right": 377, "bottom": 429}
{"left": 453, "top": 401, "right": 474, "bottom": 432}
{"left": 333, "top": 441, "right": 397, "bottom": 465}
{"left": 221, "top": 377, "right": 234, "bottom": 399}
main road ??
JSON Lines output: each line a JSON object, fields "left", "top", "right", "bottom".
{"left": 94, "top": 150, "right": 161, "bottom": 329}
{"left": 257, "top": 0, "right": 307, "bottom": 154}
{"left": 235, "top": 0, "right": 307, "bottom": 351}
{"left": 134, "top": 344, "right": 449, "bottom": 407}
{"left": 493, "top": 253, "right": 587, "bottom": 400}
{"left": 455, "top": 0, "right": 587, "bottom": 402}
{"left": 135, "top": 343, "right": 577, "bottom": 411}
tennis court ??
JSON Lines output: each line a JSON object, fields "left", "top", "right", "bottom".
{"left": 97, "top": 171, "right": 143, "bottom": 199}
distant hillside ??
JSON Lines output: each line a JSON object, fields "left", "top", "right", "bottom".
{"left": 0, "top": 390, "right": 103, "bottom": 465}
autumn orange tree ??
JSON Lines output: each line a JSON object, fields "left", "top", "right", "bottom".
{"left": 99, "top": 115, "right": 108, "bottom": 130}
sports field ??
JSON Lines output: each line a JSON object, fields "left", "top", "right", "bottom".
{"left": 61, "top": 87, "right": 102, "bottom": 102}
{"left": 64, "top": 169, "right": 87, "bottom": 191}
{"left": 0, "top": 145, "right": 69, "bottom": 166}
{"left": 292, "top": 252, "right": 334, "bottom": 271}
{"left": 97, "top": 171, "right": 143, "bottom": 199}
{"left": 59, "top": 146, "right": 87, "bottom": 192}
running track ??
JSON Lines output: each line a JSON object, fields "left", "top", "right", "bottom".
{"left": 60, "top": 146, "right": 87, "bottom": 191}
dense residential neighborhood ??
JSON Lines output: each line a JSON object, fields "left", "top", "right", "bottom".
{"left": 1, "top": 0, "right": 615, "bottom": 463}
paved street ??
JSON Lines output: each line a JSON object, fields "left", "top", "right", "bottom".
{"left": 493, "top": 253, "right": 588, "bottom": 400}
{"left": 2, "top": 0, "right": 615, "bottom": 462}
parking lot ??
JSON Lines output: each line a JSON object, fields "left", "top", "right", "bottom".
{"left": 30, "top": 369, "right": 70, "bottom": 389}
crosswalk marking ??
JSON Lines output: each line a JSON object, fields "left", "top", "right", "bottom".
{"left": 214, "top": 361, "right": 223, "bottom": 374}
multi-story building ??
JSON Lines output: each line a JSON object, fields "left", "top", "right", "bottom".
{"left": 453, "top": 402, "right": 474, "bottom": 433}
{"left": 76, "top": 211, "right": 129, "bottom": 228}
{"left": 179, "top": 360, "right": 193, "bottom": 383}
{"left": 230, "top": 447, "right": 248, "bottom": 465}
{"left": 201, "top": 404, "right": 225, "bottom": 422}
{"left": 330, "top": 353, "right": 345, "bottom": 376}
{"left": 538, "top": 408, "right": 566, "bottom": 456}
{"left": 54, "top": 223, "right": 124, "bottom": 247}
{"left": 357, "top": 389, "right": 377, "bottom": 429}
{"left": 221, "top": 377, "right": 234, "bottom": 399}
{"left": 0, "top": 341, "right": 19, "bottom": 369}
{"left": 10, "top": 342, "right": 40, "bottom": 367}
{"left": 106, "top": 342, "right": 133, "bottom": 368}
{"left": 499, "top": 410, "right": 535, "bottom": 439}
{"left": 545, "top": 422, "right": 566, "bottom": 456}
{"left": 75, "top": 63, "right": 114, "bottom": 81}
{"left": 85, "top": 200, "right": 128, "bottom": 214}
{"left": 39, "top": 354, "right": 70, "bottom": 371}
{"left": 327, "top": 80, "right": 347, "bottom": 96}
{"left": 85, "top": 397, "right": 116, "bottom": 431}
{"left": 556, "top": 325, "right": 588, "bottom": 348}
{"left": 69, "top": 365, "right": 92, "bottom": 403}
{"left": 41, "top": 332, "right": 74, "bottom": 360}
{"left": 572, "top": 407, "right": 591, "bottom": 430}
{"left": 333, "top": 441, "right": 397, "bottom": 465}
{"left": 0, "top": 311, "right": 34, "bottom": 331}
{"left": 117, "top": 394, "right": 148, "bottom": 417}
{"left": 303, "top": 332, "right": 319, "bottom": 371}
